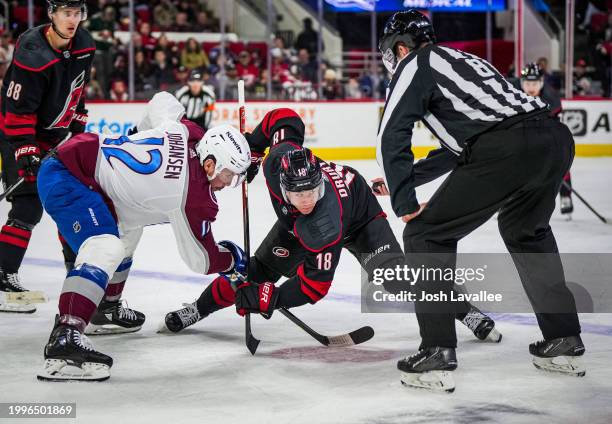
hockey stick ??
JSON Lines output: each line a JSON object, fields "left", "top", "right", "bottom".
{"left": 237, "top": 80, "right": 260, "bottom": 355}
{"left": 561, "top": 181, "right": 608, "bottom": 224}
{"left": 0, "top": 132, "right": 72, "bottom": 203}
{"left": 278, "top": 307, "right": 374, "bottom": 347}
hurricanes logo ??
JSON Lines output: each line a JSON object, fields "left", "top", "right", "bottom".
{"left": 272, "top": 247, "right": 290, "bottom": 258}
{"left": 47, "top": 71, "right": 86, "bottom": 129}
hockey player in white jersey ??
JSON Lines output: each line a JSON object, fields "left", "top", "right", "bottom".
{"left": 35, "top": 92, "right": 250, "bottom": 381}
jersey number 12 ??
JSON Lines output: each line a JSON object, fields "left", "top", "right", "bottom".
{"left": 101, "top": 135, "right": 164, "bottom": 174}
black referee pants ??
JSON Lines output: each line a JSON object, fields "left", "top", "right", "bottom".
{"left": 403, "top": 116, "right": 581, "bottom": 348}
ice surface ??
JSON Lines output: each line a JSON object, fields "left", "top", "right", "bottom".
{"left": 1, "top": 158, "right": 611, "bottom": 424}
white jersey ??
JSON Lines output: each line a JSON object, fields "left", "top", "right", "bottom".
{"left": 57, "top": 93, "right": 233, "bottom": 275}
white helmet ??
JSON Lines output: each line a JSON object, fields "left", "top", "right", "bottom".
{"left": 195, "top": 124, "right": 251, "bottom": 187}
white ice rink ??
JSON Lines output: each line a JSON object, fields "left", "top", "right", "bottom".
{"left": 1, "top": 158, "right": 612, "bottom": 424}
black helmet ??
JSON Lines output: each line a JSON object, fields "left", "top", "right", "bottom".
{"left": 379, "top": 10, "right": 435, "bottom": 73}
{"left": 188, "top": 69, "right": 203, "bottom": 81}
{"left": 279, "top": 148, "right": 324, "bottom": 203}
{"left": 520, "top": 62, "right": 544, "bottom": 81}
{"left": 47, "top": 0, "right": 87, "bottom": 20}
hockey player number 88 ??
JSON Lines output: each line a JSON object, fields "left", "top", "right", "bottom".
{"left": 6, "top": 81, "right": 22, "bottom": 100}
{"left": 101, "top": 135, "right": 164, "bottom": 175}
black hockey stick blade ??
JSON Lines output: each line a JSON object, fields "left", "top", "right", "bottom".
{"left": 279, "top": 307, "right": 375, "bottom": 347}
{"left": 245, "top": 314, "right": 260, "bottom": 355}
{"left": 326, "top": 325, "right": 375, "bottom": 347}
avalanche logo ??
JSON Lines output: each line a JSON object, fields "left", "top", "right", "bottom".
{"left": 47, "top": 71, "right": 86, "bottom": 129}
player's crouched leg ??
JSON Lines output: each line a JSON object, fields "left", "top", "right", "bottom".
{"left": 37, "top": 158, "right": 126, "bottom": 381}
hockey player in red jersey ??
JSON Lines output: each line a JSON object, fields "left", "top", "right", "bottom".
{"left": 35, "top": 92, "right": 250, "bottom": 381}
{"left": 0, "top": 0, "right": 94, "bottom": 313}
{"left": 162, "top": 108, "right": 501, "bottom": 346}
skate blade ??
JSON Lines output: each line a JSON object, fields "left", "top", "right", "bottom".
{"left": 0, "top": 302, "right": 37, "bottom": 313}
{"left": 532, "top": 355, "right": 585, "bottom": 377}
{"left": 156, "top": 320, "right": 173, "bottom": 334}
{"left": 0, "top": 290, "right": 48, "bottom": 304}
{"left": 400, "top": 370, "right": 456, "bottom": 393}
{"left": 37, "top": 359, "right": 110, "bottom": 382}
{"left": 485, "top": 328, "right": 503, "bottom": 343}
{"left": 84, "top": 323, "right": 142, "bottom": 336}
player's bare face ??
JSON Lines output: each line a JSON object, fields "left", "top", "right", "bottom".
{"left": 521, "top": 80, "right": 542, "bottom": 97}
{"left": 53, "top": 8, "right": 82, "bottom": 38}
{"left": 286, "top": 188, "right": 319, "bottom": 215}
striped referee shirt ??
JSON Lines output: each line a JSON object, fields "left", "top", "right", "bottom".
{"left": 175, "top": 85, "right": 216, "bottom": 130}
{"left": 376, "top": 44, "right": 548, "bottom": 217}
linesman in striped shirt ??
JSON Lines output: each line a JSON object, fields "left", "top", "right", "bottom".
{"left": 175, "top": 68, "right": 216, "bottom": 131}
{"left": 376, "top": 10, "right": 584, "bottom": 392}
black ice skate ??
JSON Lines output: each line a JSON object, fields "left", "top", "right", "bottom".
{"left": 0, "top": 270, "right": 37, "bottom": 313}
{"left": 460, "top": 306, "right": 502, "bottom": 342}
{"left": 38, "top": 321, "right": 113, "bottom": 381}
{"left": 560, "top": 195, "right": 573, "bottom": 218}
{"left": 398, "top": 347, "right": 458, "bottom": 393}
{"left": 530, "top": 335, "right": 585, "bottom": 377}
{"left": 160, "top": 301, "right": 203, "bottom": 333}
{"left": 85, "top": 299, "right": 146, "bottom": 335}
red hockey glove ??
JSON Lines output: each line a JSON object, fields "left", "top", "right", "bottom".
{"left": 14, "top": 144, "right": 41, "bottom": 183}
{"left": 235, "top": 281, "right": 279, "bottom": 319}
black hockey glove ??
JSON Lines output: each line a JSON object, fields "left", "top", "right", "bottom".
{"left": 246, "top": 151, "right": 264, "bottom": 183}
{"left": 235, "top": 281, "right": 279, "bottom": 319}
{"left": 69, "top": 112, "right": 88, "bottom": 134}
{"left": 14, "top": 144, "right": 41, "bottom": 183}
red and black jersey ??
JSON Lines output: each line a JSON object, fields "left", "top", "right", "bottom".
{"left": 0, "top": 24, "right": 95, "bottom": 151}
{"left": 249, "top": 108, "right": 384, "bottom": 304}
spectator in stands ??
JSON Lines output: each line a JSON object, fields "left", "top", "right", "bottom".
{"left": 536, "top": 57, "right": 561, "bottom": 91}
{"left": 173, "top": 12, "right": 193, "bottom": 32}
{"left": 201, "top": 67, "right": 220, "bottom": 96}
{"left": 154, "top": 0, "right": 178, "bottom": 30}
{"left": 273, "top": 36, "right": 293, "bottom": 62}
{"left": 88, "top": 5, "right": 118, "bottom": 99}
{"left": 321, "top": 69, "right": 344, "bottom": 100}
{"left": 297, "top": 48, "right": 317, "bottom": 83}
{"left": 175, "top": 68, "right": 216, "bottom": 130}
{"left": 176, "top": 0, "right": 197, "bottom": 23}
{"left": 181, "top": 38, "right": 209, "bottom": 70}
{"left": 252, "top": 69, "right": 269, "bottom": 100}
{"left": 196, "top": 11, "right": 216, "bottom": 32}
{"left": 152, "top": 49, "right": 176, "bottom": 90}
{"left": 573, "top": 59, "right": 593, "bottom": 95}
{"left": 345, "top": 77, "right": 363, "bottom": 99}
{"left": 139, "top": 22, "right": 157, "bottom": 58}
{"left": 295, "top": 17, "right": 321, "bottom": 57}
{"left": 109, "top": 54, "right": 128, "bottom": 91}
{"left": 85, "top": 66, "right": 105, "bottom": 100}
{"left": 593, "top": 13, "right": 612, "bottom": 97}
{"left": 236, "top": 50, "right": 258, "bottom": 89}
{"left": 271, "top": 50, "right": 290, "bottom": 85}
{"left": 155, "top": 33, "right": 180, "bottom": 67}
{"left": 224, "top": 64, "right": 240, "bottom": 100}
{"left": 0, "top": 32, "right": 14, "bottom": 79}
{"left": 134, "top": 50, "right": 153, "bottom": 93}
{"left": 175, "top": 65, "right": 190, "bottom": 86}
{"left": 109, "top": 79, "right": 129, "bottom": 102}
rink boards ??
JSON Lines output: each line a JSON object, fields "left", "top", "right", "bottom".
{"left": 84, "top": 99, "right": 612, "bottom": 160}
